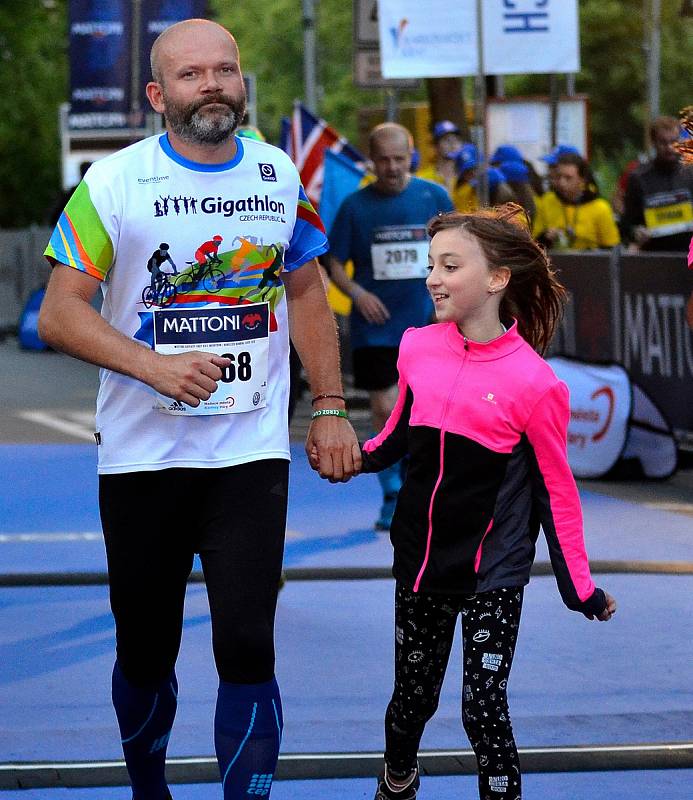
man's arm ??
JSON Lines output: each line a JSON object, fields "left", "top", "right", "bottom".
{"left": 283, "top": 259, "right": 361, "bottom": 481}
{"left": 39, "top": 264, "right": 228, "bottom": 406}
{"left": 325, "top": 254, "right": 390, "bottom": 325}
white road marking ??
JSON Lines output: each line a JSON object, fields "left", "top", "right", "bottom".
{"left": 16, "top": 410, "right": 95, "bottom": 442}
{"left": 0, "top": 532, "right": 102, "bottom": 543}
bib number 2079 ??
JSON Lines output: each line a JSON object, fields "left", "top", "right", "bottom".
{"left": 220, "top": 351, "right": 252, "bottom": 382}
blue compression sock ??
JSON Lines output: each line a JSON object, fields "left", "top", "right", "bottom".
{"left": 215, "top": 676, "right": 283, "bottom": 799}
{"left": 112, "top": 661, "right": 177, "bottom": 800}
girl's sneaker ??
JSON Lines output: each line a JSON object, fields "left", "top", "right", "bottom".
{"left": 373, "top": 764, "right": 420, "bottom": 799}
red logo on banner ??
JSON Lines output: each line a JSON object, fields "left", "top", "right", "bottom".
{"left": 590, "top": 386, "right": 615, "bottom": 442}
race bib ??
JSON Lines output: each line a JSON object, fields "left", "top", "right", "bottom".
{"left": 371, "top": 225, "right": 429, "bottom": 280}
{"left": 152, "top": 303, "right": 269, "bottom": 416}
{"left": 644, "top": 189, "right": 693, "bottom": 238}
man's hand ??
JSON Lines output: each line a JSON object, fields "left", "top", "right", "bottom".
{"left": 306, "top": 416, "right": 362, "bottom": 483}
{"left": 632, "top": 225, "right": 651, "bottom": 247}
{"left": 145, "top": 351, "right": 230, "bottom": 407}
{"left": 353, "top": 290, "right": 391, "bottom": 325}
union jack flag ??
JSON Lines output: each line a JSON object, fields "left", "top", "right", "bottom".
{"left": 280, "top": 101, "right": 366, "bottom": 209}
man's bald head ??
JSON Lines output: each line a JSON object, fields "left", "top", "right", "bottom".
{"left": 368, "top": 123, "right": 413, "bottom": 157}
{"left": 150, "top": 19, "right": 238, "bottom": 85}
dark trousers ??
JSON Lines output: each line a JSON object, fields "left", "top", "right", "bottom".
{"left": 99, "top": 459, "right": 289, "bottom": 687}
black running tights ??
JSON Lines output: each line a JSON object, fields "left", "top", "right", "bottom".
{"left": 385, "top": 583, "right": 524, "bottom": 800}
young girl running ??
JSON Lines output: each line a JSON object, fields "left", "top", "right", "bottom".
{"left": 359, "top": 204, "right": 617, "bottom": 799}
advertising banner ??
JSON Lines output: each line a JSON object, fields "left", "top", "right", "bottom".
{"left": 377, "top": 0, "right": 478, "bottom": 79}
{"left": 548, "top": 358, "right": 631, "bottom": 479}
{"left": 377, "top": 0, "right": 579, "bottom": 78}
{"left": 68, "top": 0, "right": 133, "bottom": 130}
{"left": 139, "top": 0, "right": 207, "bottom": 110}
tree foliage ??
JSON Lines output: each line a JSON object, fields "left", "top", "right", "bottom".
{"left": 1, "top": 0, "right": 692, "bottom": 226}
{"left": 0, "top": 0, "right": 67, "bottom": 227}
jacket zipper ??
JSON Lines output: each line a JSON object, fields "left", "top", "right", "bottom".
{"left": 413, "top": 335, "right": 469, "bottom": 593}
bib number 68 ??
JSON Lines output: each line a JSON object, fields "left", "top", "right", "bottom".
{"left": 220, "top": 351, "right": 252, "bottom": 383}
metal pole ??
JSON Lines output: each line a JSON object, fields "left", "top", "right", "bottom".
{"left": 549, "top": 73, "right": 560, "bottom": 148}
{"left": 475, "top": 0, "right": 489, "bottom": 206}
{"left": 302, "top": 0, "right": 318, "bottom": 113}
{"left": 648, "top": 0, "right": 661, "bottom": 122}
{"left": 385, "top": 88, "right": 399, "bottom": 122}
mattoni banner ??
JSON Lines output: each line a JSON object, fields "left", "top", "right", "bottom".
{"left": 68, "top": 0, "right": 133, "bottom": 130}
{"left": 378, "top": 0, "right": 579, "bottom": 78}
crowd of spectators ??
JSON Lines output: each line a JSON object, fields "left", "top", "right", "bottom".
{"left": 414, "top": 115, "right": 693, "bottom": 255}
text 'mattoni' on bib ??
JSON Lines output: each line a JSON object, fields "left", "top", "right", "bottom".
{"left": 153, "top": 303, "right": 270, "bottom": 416}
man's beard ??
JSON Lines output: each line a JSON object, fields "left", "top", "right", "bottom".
{"left": 163, "top": 91, "right": 247, "bottom": 145}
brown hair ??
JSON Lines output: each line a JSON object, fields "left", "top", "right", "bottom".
{"left": 650, "top": 115, "right": 680, "bottom": 142}
{"left": 427, "top": 204, "right": 567, "bottom": 355}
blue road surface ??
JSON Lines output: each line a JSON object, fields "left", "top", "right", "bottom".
{"left": 1, "top": 441, "right": 692, "bottom": 799}
{"left": 1, "top": 770, "right": 693, "bottom": 800}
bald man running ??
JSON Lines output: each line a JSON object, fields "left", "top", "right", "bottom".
{"left": 327, "top": 123, "right": 453, "bottom": 530}
{"left": 40, "top": 18, "right": 358, "bottom": 800}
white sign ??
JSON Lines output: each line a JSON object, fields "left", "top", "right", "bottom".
{"left": 483, "top": 0, "right": 580, "bottom": 75}
{"left": 378, "top": 0, "right": 580, "bottom": 79}
{"left": 378, "top": 0, "right": 477, "bottom": 79}
{"left": 486, "top": 97, "right": 588, "bottom": 173}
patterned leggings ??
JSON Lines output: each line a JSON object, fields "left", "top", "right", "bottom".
{"left": 385, "top": 583, "right": 524, "bottom": 800}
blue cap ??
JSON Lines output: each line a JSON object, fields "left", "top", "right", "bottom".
{"left": 453, "top": 143, "right": 479, "bottom": 173}
{"left": 498, "top": 159, "right": 529, "bottom": 182}
{"left": 491, "top": 144, "right": 524, "bottom": 164}
{"left": 472, "top": 167, "right": 506, "bottom": 190}
{"left": 541, "top": 144, "right": 581, "bottom": 165}
{"left": 433, "top": 120, "right": 462, "bottom": 140}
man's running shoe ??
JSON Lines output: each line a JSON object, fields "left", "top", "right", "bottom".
{"left": 375, "top": 493, "right": 398, "bottom": 531}
{"left": 373, "top": 765, "right": 419, "bottom": 799}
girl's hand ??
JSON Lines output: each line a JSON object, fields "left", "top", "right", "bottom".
{"left": 595, "top": 591, "right": 617, "bottom": 621}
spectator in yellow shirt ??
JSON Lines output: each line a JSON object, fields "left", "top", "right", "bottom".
{"left": 417, "top": 120, "right": 463, "bottom": 197}
{"left": 533, "top": 153, "right": 620, "bottom": 250}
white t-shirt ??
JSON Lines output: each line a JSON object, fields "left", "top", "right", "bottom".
{"left": 45, "top": 134, "right": 328, "bottom": 474}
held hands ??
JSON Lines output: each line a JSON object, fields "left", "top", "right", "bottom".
{"left": 586, "top": 590, "right": 617, "bottom": 622}
{"left": 306, "top": 415, "right": 362, "bottom": 483}
{"left": 147, "top": 351, "right": 230, "bottom": 407}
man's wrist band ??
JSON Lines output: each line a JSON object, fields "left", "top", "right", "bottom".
{"left": 311, "top": 409, "right": 349, "bottom": 420}
{"left": 311, "top": 393, "right": 346, "bottom": 405}
{"left": 350, "top": 285, "right": 365, "bottom": 300}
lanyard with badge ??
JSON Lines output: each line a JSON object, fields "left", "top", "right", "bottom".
{"left": 643, "top": 189, "right": 693, "bottom": 238}
{"left": 370, "top": 224, "right": 429, "bottom": 280}
{"left": 152, "top": 302, "right": 270, "bottom": 415}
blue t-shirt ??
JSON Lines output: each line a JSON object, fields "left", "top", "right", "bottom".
{"left": 329, "top": 177, "right": 454, "bottom": 348}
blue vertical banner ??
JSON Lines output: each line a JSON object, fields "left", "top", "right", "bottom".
{"left": 140, "top": 0, "right": 208, "bottom": 108}
{"left": 68, "top": 0, "right": 134, "bottom": 129}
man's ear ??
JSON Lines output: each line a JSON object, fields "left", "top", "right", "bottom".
{"left": 146, "top": 82, "right": 165, "bottom": 114}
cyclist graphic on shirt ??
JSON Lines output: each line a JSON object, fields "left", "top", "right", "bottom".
{"left": 147, "top": 243, "right": 178, "bottom": 294}
{"left": 195, "top": 234, "right": 224, "bottom": 269}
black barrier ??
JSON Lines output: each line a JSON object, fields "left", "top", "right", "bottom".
{"left": 549, "top": 249, "right": 693, "bottom": 443}
{"left": 551, "top": 252, "right": 615, "bottom": 362}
